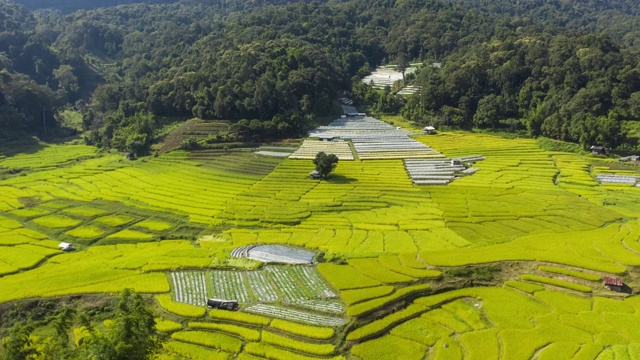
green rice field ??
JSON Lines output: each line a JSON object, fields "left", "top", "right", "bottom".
{"left": 2, "top": 128, "right": 640, "bottom": 359}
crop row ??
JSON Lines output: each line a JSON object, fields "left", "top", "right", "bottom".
{"left": 245, "top": 304, "right": 346, "bottom": 327}
{"left": 171, "top": 272, "right": 209, "bottom": 305}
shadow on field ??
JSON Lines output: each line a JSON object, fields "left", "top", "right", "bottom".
{"left": 0, "top": 136, "right": 46, "bottom": 157}
{"left": 326, "top": 174, "right": 357, "bottom": 183}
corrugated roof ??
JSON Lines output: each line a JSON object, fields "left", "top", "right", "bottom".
{"left": 604, "top": 277, "right": 623, "bottom": 287}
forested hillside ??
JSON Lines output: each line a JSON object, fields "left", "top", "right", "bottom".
{"left": 3, "top": 0, "right": 640, "bottom": 153}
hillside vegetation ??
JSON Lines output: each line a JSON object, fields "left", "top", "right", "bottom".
{"left": 3, "top": 0, "right": 640, "bottom": 152}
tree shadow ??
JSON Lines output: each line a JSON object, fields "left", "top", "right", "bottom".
{"left": 325, "top": 174, "right": 357, "bottom": 184}
{"left": 0, "top": 136, "right": 46, "bottom": 157}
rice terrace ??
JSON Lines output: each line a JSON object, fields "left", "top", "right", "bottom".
{"left": 1, "top": 104, "right": 640, "bottom": 360}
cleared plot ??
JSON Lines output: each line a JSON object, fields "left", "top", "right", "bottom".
{"left": 33, "top": 214, "right": 82, "bottom": 228}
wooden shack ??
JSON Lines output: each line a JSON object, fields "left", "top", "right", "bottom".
{"left": 604, "top": 277, "right": 624, "bottom": 292}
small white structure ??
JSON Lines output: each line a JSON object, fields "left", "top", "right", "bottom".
{"left": 423, "top": 126, "right": 437, "bottom": 135}
{"left": 309, "top": 170, "right": 322, "bottom": 180}
{"left": 59, "top": 242, "right": 75, "bottom": 252}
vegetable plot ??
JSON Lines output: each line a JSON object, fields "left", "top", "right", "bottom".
{"left": 170, "top": 265, "right": 344, "bottom": 317}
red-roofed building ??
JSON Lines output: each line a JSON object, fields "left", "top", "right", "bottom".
{"left": 604, "top": 277, "right": 623, "bottom": 292}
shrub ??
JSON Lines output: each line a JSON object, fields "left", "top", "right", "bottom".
{"left": 181, "top": 136, "right": 200, "bottom": 151}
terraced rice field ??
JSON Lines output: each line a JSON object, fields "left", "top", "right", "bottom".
{"left": 3, "top": 121, "right": 640, "bottom": 360}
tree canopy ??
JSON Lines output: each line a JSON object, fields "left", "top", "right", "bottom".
{"left": 314, "top": 151, "right": 339, "bottom": 179}
{"left": 3, "top": 0, "right": 640, "bottom": 151}
{"left": 1, "top": 289, "right": 159, "bottom": 360}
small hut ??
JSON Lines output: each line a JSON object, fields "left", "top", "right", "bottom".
{"left": 124, "top": 152, "right": 136, "bottom": 160}
{"left": 309, "top": 170, "right": 322, "bottom": 180}
{"left": 423, "top": 126, "right": 437, "bottom": 135}
{"left": 590, "top": 146, "right": 606, "bottom": 155}
{"left": 604, "top": 277, "right": 624, "bottom": 292}
{"left": 318, "top": 136, "right": 336, "bottom": 142}
{"left": 207, "top": 298, "right": 239, "bottom": 311}
{"left": 58, "top": 242, "right": 75, "bottom": 252}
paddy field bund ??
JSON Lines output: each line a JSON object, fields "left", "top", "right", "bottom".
{"left": 2, "top": 127, "right": 640, "bottom": 359}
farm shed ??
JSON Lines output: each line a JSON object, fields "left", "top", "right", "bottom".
{"left": 604, "top": 277, "right": 623, "bottom": 292}
{"left": 619, "top": 155, "right": 640, "bottom": 162}
{"left": 207, "top": 298, "right": 239, "bottom": 310}
{"left": 590, "top": 145, "right": 606, "bottom": 155}
{"left": 423, "top": 126, "right": 437, "bottom": 134}
{"left": 58, "top": 242, "right": 75, "bottom": 252}
{"left": 309, "top": 170, "right": 322, "bottom": 180}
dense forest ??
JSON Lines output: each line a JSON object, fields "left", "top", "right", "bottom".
{"left": 3, "top": 0, "right": 640, "bottom": 154}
